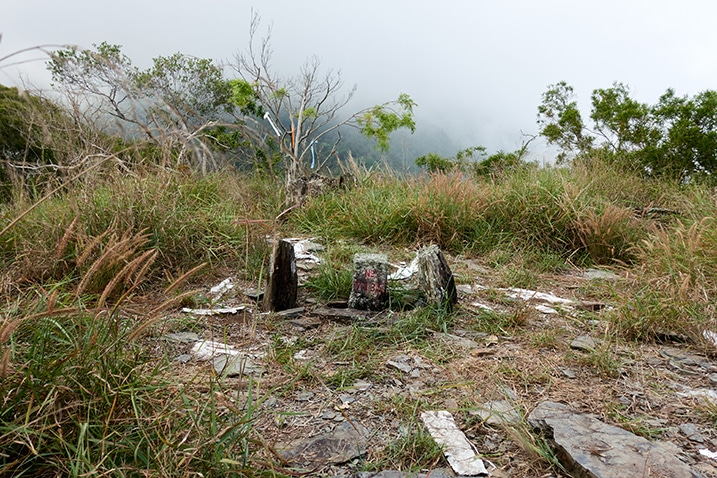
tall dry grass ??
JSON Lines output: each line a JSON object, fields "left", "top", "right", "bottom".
{"left": 295, "top": 164, "right": 658, "bottom": 265}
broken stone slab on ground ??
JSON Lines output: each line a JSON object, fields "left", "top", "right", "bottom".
{"left": 209, "top": 277, "right": 235, "bottom": 300}
{"left": 191, "top": 340, "right": 241, "bottom": 360}
{"left": 312, "top": 306, "right": 377, "bottom": 323}
{"left": 499, "top": 287, "right": 574, "bottom": 305}
{"left": 190, "top": 340, "right": 265, "bottom": 377}
{"left": 528, "top": 401, "right": 700, "bottom": 478}
{"left": 434, "top": 332, "right": 481, "bottom": 350}
{"left": 580, "top": 268, "right": 620, "bottom": 280}
{"left": 275, "top": 421, "right": 369, "bottom": 467}
{"left": 340, "top": 470, "right": 456, "bottom": 478}
{"left": 291, "top": 237, "right": 325, "bottom": 262}
{"left": 348, "top": 253, "right": 389, "bottom": 311}
{"left": 416, "top": 245, "right": 457, "bottom": 312}
{"left": 387, "top": 354, "right": 413, "bottom": 374}
{"left": 420, "top": 410, "right": 489, "bottom": 476}
{"left": 212, "top": 354, "right": 264, "bottom": 377}
{"left": 162, "top": 331, "right": 201, "bottom": 343}
{"left": 472, "top": 400, "right": 522, "bottom": 427}
{"left": 263, "top": 239, "right": 298, "bottom": 312}
{"left": 570, "top": 334, "right": 604, "bottom": 352}
{"left": 181, "top": 306, "right": 248, "bottom": 316}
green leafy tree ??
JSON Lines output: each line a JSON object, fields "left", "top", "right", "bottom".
{"left": 415, "top": 146, "right": 486, "bottom": 173}
{"left": 538, "top": 81, "right": 717, "bottom": 181}
{"left": 48, "top": 42, "right": 149, "bottom": 135}
{"left": 49, "top": 43, "right": 244, "bottom": 172}
{"left": 415, "top": 141, "right": 534, "bottom": 180}
{"left": 652, "top": 89, "right": 717, "bottom": 178}
{"left": 590, "top": 82, "right": 655, "bottom": 153}
{"left": 537, "top": 81, "right": 593, "bottom": 162}
{"left": 414, "top": 152, "right": 457, "bottom": 173}
{"left": 0, "top": 85, "right": 60, "bottom": 162}
{"left": 134, "top": 53, "right": 233, "bottom": 130}
{"left": 0, "top": 84, "right": 90, "bottom": 199}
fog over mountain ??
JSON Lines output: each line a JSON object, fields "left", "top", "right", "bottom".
{"left": 4, "top": 0, "right": 717, "bottom": 163}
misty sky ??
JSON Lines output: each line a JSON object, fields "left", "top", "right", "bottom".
{"left": 3, "top": 0, "right": 717, "bottom": 158}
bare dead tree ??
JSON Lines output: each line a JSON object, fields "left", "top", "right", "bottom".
{"left": 232, "top": 11, "right": 416, "bottom": 205}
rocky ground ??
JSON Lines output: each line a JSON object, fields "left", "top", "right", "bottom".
{"left": 153, "top": 240, "right": 717, "bottom": 477}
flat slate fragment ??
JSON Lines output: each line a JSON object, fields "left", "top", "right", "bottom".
{"left": 341, "top": 470, "right": 455, "bottom": 478}
{"left": 275, "top": 421, "right": 368, "bottom": 466}
{"left": 529, "top": 401, "right": 700, "bottom": 478}
{"left": 473, "top": 400, "right": 521, "bottom": 427}
{"left": 312, "top": 306, "right": 376, "bottom": 322}
{"left": 212, "top": 354, "right": 264, "bottom": 377}
{"left": 570, "top": 334, "right": 602, "bottom": 352}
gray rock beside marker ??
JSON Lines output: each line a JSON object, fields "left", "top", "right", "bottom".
{"left": 348, "top": 253, "right": 389, "bottom": 311}
{"left": 417, "top": 245, "right": 457, "bottom": 312}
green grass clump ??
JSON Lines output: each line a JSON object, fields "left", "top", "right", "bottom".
{"left": 0, "top": 301, "right": 274, "bottom": 477}
{"left": 304, "top": 263, "right": 353, "bottom": 301}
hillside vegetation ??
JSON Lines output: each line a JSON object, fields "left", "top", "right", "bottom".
{"left": 1, "top": 152, "right": 717, "bottom": 475}
{"left": 3, "top": 37, "right": 717, "bottom": 476}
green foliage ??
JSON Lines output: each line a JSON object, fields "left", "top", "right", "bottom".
{"left": 228, "top": 79, "right": 264, "bottom": 117}
{"left": 48, "top": 42, "right": 141, "bottom": 131}
{"left": 358, "top": 93, "right": 417, "bottom": 151}
{"left": 0, "top": 168, "right": 283, "bottom": 283}
{"left": 0, "top": 85, "right": 54, "bottom": 163}
{"left": 415, "top": 146, "right": 486, "bottom": 173}
{"left": 0, "top": 84, "right": 67, "bottom": 199}
{"left": 0, "top": 296, "right": 275, "bottom": 476}
{"left": 414, "top": 152, "right": 455, "bottom": 172}
{"left": 304, "top": 263, "right": 353, "bottom": 301}
{"left": 472, "top": 150, "right": 524, "bottom": 177}
{"left": 537, "top": 81, "right": 593, "bottom": 162}
{"left": 296, "top": 165, "right": 657, "bottom": 264}
{"left": 368, "top": 417, "right": 445, "bottom": 472}
{"left": 415, "top": 145, "right": 532, "bottom": 179}
{"left": 134, "top": 52, "right": 233, "bottom": 128}
{"left": 49, "top": 41, "right": 135, "bottom": 91}
{"left": 538, "top": 80, "right": 717, "bottom": 180}
{"left": 49, "top": 43, "right": 267, "bottom": 171}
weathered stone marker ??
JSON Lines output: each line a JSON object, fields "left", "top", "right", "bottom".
{"left": 417, "top": 245, "right": 457, "bottom": 312}
{"left": 348, "top": 253, "right": 388, "bottom": 311}
{"left": 263, "top": 239, "right": 297, "bottom": 312}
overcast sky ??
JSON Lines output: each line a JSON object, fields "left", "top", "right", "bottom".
{"left": 3, "top": 1, "right": 717, "bottom": 158}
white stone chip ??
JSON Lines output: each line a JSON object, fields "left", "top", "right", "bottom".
{"left": 700, "top": 448, "right": 717, "bottom": 461}
{"left": 500, "top": 287, "right": 574, "bottom": 305}
{"left": 191, "top": 340, "right": 240, "bottom": 361}
{"left": 210, "top": 277, "right": 234, "bottom": 297}
{"left": 703, "top": 330, "right": 717, "bottom": 347}
{"left": 181, "top": 306, "right": 246, "bottom": 316}
{"left": 535, "top": 304, "right": 559, "bottom": 314}
{"left": 420, "top": 410, "right": 489, "bottom": 476}
{"left": 388, "top": 256, "right": 419, "bottom": 280}
{"left": 470, "top": 302, "right": 495, "bottom": 311}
